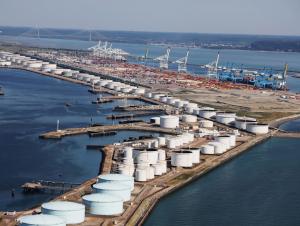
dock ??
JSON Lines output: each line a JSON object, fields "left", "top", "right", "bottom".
{"left": 107, "top": 111, "right": 162, "bottom": 119}
{"left": 39, "top": 123, "right": 179, "bottom": 139}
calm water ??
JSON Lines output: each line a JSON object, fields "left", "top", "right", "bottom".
{"left": 0, "top": 68, "right": 158, "bottom": 211}
{"left": 280, "top": 119, "right": 300, "bottom": 132}
{"left": 144, "top": 137, "right": 300, "bottom": 226}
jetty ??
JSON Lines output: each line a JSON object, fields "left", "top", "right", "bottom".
{"left": 22, "top": 180, "right": 80, "bottom": 193}
{"left": 39, "top": 123, "right": 179, "bottom": 139}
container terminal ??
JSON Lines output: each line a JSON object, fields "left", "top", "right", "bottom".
{"left": 0, "top": 50, "right": 300, "bottom": 226}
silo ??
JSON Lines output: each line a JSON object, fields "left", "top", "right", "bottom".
{"left": 18, "top": 214, "right": 66, "bottom": 226}
{"left": 41, "top": 201, "right": 85, "bottom": 224}
{"left": 182, "top": 114, "right": 197, "bottom": 123}
{"left": 93, "top": 182, "right": 131, "bottom": 202}
{"left": 171, "top": 151, "right": 193, "bottom": 167}
{"left": 82, "top": 193, "right": 123, "bottom": 216}
{"left": 97, "top": 174, "right": 134, "bottom": 191}
{"left": 160, "top": 115, "right": 179, "bottom": 129}
{"left": 246, "top": 123, "right": 269, "bottom": 134}
{"left": 201, "top": 145, "right": 215, "bottom": 155}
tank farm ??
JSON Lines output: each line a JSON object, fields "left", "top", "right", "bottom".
{"left": 0, "top": 51, "right": 299, "bottom": 226}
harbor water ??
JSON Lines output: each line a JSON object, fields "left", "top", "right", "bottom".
{"left": 0, "top": 68, "right": 158, "bottom": 211}
{"left": 144, "top": 137, "right": 300, "bottom": 226}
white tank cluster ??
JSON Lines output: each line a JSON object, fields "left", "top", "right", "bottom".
{"left": 201, "top": 133, "right": 237, "bottom": 155}
{"left": 166, "top": 133, "right": 194, "bottom": 149}
{"left": 160, "top": 115, "right": 179, "bottom": 129}
{"left": 234, "top": 117, "right": 257, "bottom": 130}
{"left": 131, "top": 148, "right": 167, "bottom": 182}
{"left": 215, "top": 112, "right": 236, "bottom": 125}
{"left": 198, "top": 108, "right": 217, "bottom": 119}
{"left": 171, "top": 148, "right": 201, "bottom": 168}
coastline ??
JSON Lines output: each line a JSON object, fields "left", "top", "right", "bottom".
{"left": 0, "top": 65, "right": 300, "bottom": 226}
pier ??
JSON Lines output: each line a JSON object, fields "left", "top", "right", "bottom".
{"left": 39, "top": 123, "right": 179, "bottom": 139}
{"left": 22, "top": 180, "right": 81, "bottom": 193}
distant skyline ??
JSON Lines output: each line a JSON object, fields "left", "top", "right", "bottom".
{"left": 1, "top": 0, "right": 300, "bottom": 36}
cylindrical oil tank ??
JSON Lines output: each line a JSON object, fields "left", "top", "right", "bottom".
{"left": 208, "top": 141, "right": 226, "bottom": 154}
{"left": 199, "top": 110, "right": 217, "bottom": 119}
{"left": 160, "top": 115, "right": 179, "bottom": 129}
{"left": 93, "top": 182, "right": 131, "bottom": 202}
{"left": 192, "top": 108, "right": 200, "bottom": 115}
{"left": 41, "top": 201, "right": 85, "bottom": 224}
{"left": 246, "top": 123, "right": 269, "bottom": 134}
{"left": 214, "top": 135, "right": 231, "bottom": 149}
{"left": 144, "top": 92, "right": 152, "bottom": 98}
{"left": 235, "top": 117, "right": 257, "bottom": 130}
{"left": 18, "top": 214, "right": 66, "bottom": 226}
{"left": 82, "top": 193, "right": 123, "bottom": 216}
{"left": 201, "top": 145, "right": 215, "bottom": 155}
{"left": 174, "top": 100, "right": 185, "bottom": 108}
{"left": 182, "top": 114, "right": 197, "bottom": 123}
{"left": 160, "top": 96, "right": 168, "bottom": 102}
{"left": 150, "top": 117, "right": 160, "bottom": 125}
{"left": 199, "top": 119, "right": 213, "bottom": 128}
{"left": 157, "top": 137, "right": 166, "bottom": 146}
{"left": 99, "top": 80, "right": 110, "bottom": 87}
{"left": 134, "top": 88, "right": 145, "bottom": 95}
{"left": 216, "top": 112, "right": 236, "bottom": 125}
{"left": 227, "top": 134, "right": 236, "bottom": 147}
{"left": 118, "top": 164, "right": 134, "bottom": 176}
{"left": 158, "top": 160, "right": 167, "bottom": 173}
{"left": 171, "top": 151, "right": 193, "bottom": 167}
{"left": 123, "top": 146, "right": 133, "bottom": 158}
{"left": 158, "top": 149, "right": 166, "bottom": 161}
{"left": 169, "top": 98, "right": 180, "bottom": 106}
{"left": 135, "top": 168, "right": 147, "bottom": 182}
{"left": 97, "top": 174, "right": 134, "bottom": 191}
{"left": 146, "top": 166, "right": 155, "bottom": 179}
{"left": 153, "top": 93, "right": 163, "bottom": 100}
{"left": 166, "top": 137, "right": 178, "bottom": 149}
{"left": 152, "top": 164, "right": 163, "bottom": 176}
{"left": 181, "top": 148, "right": 200, "bottom": 164}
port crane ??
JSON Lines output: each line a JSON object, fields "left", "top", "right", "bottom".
{"left": 173, "top": 50, "right": 189, "bottom": 72}
{"left": 154, "top": 47, "right": 171, "bottom": 69}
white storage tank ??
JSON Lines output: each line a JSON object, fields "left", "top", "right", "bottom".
{"left": 208, "top": 141, "right": 226, "bottom": 154}
{"left": 160, "top": 115, "right": 179, "bottom": 129}
{"left": 201, "top": 145, "right": 215, "bottom": 155}
{"left": 97, "top": 174, "right": 134, "bottom": 191}
{"left": 199, "top": 119, "right": 214, "bottom": 128}
{"left": 136, "top": 149, "right": 158, "bottom": 165}
{"left": 123, "top": 146, "right": 133, "bottom": 158}
{"left": 182, "top": 114, "right": 197, "bottom": 123}
{"left": 199, "top": 109, "right": 217, "bottom": 119}
{"left": 93, "top": 182, "right": 131, "bottom": 202}
{"left": 134, "top": 88, "right": 145, "bottom": 95}
{"left": 160, "top": 96, "right": 168, "bottom": 103}
{"left": 158, "top": 149, "right": 166, "bottom": 160}
{"left": 166, "top": 137, "right": 179, "bottom": 149}
{"left": 150, "top": 117, "right": 160, "bottom": 125}
{"left": 144, "top": 92, "right": 152, "bottom": 98}
{"left": 82, "top": 193, "right": 123, "bottom": 216}
{"left": 135, "top": 168, "right": 147, "bottom": 182}
{"left": 158, "top": 160, "right": 167, "bottom": 173}
{"left": 157, "top": 137, "right": 166, "bottom": 146}
{"left": 146, "top": 166, "right": 155, "bottom": 179}
{"left": 235, "top": 117, "right": 257, "bottom": 130}
{"left": 181, "top": 148, "right": 201, "bottom": 164}
{"left": 227, "top": 134, "right": 236, "bottom": 147}
{"left": 18, "top": 214, "right": 66, "bottom": 226}
{"left": 41, "top": 201, "right": 85, "bottom": 224}
{"left": 216, "top": 112, "right": 236, "bottom": 125}
{"left": 171, "top": 151, "right": 193, "bottom": 167}
{"left": 152, "top": 164, "right": 163, "bottom": 176}
{"left": 246, "top": 123, "right": 269, "bottom": 134}
{"left": 215, "top": 135, "right": 231, "bottom": 149}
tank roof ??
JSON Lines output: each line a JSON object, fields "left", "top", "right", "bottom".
{"left": 98, "top": 174, "right": 134, "bottom": 181}
{"left": 42, "top": 201, "right": 85, "bottom": 211}
{"left": 93, "top": 182, "right": 130, "bottom": 190}
{"left": 18, "top": 214, "right": 65, "bottom": 225}
{"left": 82, "top": 193, "right": 122, "bottom": 203}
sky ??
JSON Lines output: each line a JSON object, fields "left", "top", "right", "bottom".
{"left": 0, "top": 0, "right": 300, "bottom": 36}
